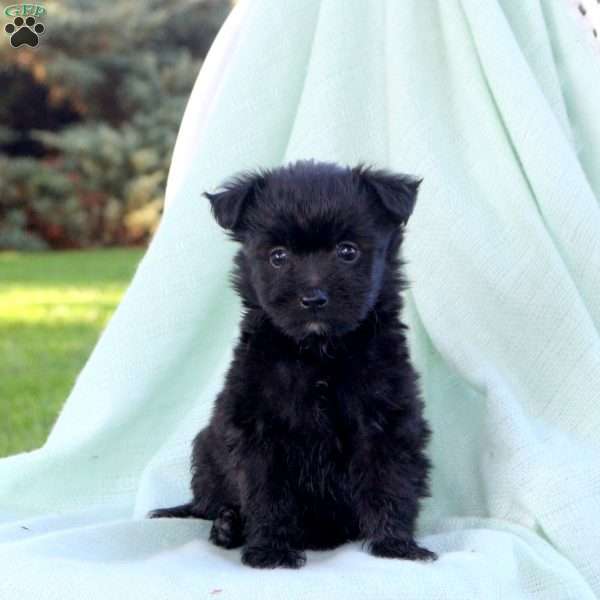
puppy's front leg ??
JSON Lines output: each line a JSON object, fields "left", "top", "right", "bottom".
{"left": 240, "top": 466, "right": 306, "bottom": 569}
{"left": 353, "top": 456, "right": 437, "bottom": 562}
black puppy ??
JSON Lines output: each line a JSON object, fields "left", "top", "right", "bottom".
{"left": 149, "top": 160, "right": 436, "bottom": 568}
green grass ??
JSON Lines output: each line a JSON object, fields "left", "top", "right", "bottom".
{"left": 0, "top": 248, "right": 143, "bottom": 458}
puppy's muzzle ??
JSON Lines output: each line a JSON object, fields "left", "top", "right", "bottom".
{"left": 300, "top": 288, "right": 328, "bottom": 309}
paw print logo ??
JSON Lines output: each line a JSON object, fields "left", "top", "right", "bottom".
{"left": 5, "top": 16, "right": 45, "bottom": 48}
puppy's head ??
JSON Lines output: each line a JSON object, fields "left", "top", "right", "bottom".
{"left": 205, "top": 161, "right": 420, "bottom": 341}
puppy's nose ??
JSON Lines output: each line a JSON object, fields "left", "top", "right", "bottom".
{"left": 300, "top": 288, "right": 328, "bottom": 309}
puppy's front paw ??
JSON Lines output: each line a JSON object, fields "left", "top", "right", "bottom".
{"left": 369, "top": 537, "right": 437, "bottom": 562}
{"left": 242, "top": 545, "right": 307, "bottom": 569}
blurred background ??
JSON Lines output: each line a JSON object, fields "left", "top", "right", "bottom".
{"left": 0, "top": 0, "right": 233, "bottom": 457}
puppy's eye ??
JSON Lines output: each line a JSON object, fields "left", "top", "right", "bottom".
{"left": 269, "top": 247, "right": 289, "bottom": 268}
{"left": 336, "top": 242, "right": 360, "bottom": 263}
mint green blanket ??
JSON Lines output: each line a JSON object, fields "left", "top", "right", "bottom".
{"left": 1, "top": 1, "right": 599, "bottom": 598}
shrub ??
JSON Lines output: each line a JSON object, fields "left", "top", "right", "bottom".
{"left": 0, "top": 0, "right": 229, "bottom": 249}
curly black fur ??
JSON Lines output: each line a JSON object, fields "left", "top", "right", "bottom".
{"left": 149, "top": 160, "right": 436, "bottom": 568}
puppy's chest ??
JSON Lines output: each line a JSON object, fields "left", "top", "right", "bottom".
{"left": 262, "top": 358, "right": 352, "bottom": 426}
{"left": 247, "top": 361, "right": 368, "bottom": 477}
{"left": 265, "top": 364, "right": 355, "bottom": 489}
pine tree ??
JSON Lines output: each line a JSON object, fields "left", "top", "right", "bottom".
{"left": 0, "top": 0, "right": 230, "bottom": 249}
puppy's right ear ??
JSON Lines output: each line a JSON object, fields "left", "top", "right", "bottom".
{"left": 203, "top": 171, "right": 264, "bottom": 232}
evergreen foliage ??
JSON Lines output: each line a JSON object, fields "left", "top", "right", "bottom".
{"left": 0, "top": 0, "right": 230, "bottom": 249}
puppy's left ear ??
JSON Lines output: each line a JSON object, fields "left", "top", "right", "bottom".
{"left": 203, "top": 170, "right": 265, "bottom": 233}
{"left": 353, "top": 164, "right": 422, "bottom": 226}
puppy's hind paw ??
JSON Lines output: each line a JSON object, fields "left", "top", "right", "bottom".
{"left": 146, "top": 503, "right": 195, "bottom": 519}
{"left": 147, "top": 508, "right": 173, "bottom": 519}
{"left": 369, "top": 537, "right": 437, "bottom": 562}
{"left": 210, "top": 507, "right": 244, "bottom": 549}
{"left": 242, "top": 545, "right": 307, "bottom": 569}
